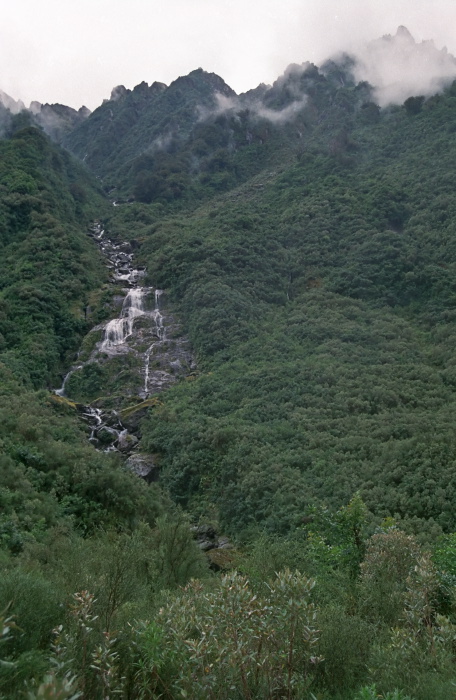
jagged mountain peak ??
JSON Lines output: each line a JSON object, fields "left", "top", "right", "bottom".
{"left": 27, "top": 101, "right": 91, "bottom": 143}
{"left": 395, "top": 25, "right": 414, "bottom": 40}
{"left": 356, "top": 25, "right": 456, "bottom": 106}
{"left": 168, "top": 67, "right": 236, "bottom": 98}
{"left": 373, "top": 24, "right": 449, "bottom": 56}
{"left": 150, "top": 81, "right": 168, "bottom": 95}
{"left": 110, "top": 85, "right": 129, "bottom": 101}
{"left": 63, "top": 67, "right": 237, "bottom": 177}
{"left": 0, "top": 89, "right": 25, "bottom": 115}
{"left": 108, "top": 81, "right": 167, "bottom": 104}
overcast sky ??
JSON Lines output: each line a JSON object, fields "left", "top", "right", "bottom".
{"left": 2, "top": 0, "right": 456, "bottom": 110}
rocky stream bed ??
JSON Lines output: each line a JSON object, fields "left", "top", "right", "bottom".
{"left": 53, "top": 221, "right": 195, "bottom": 479}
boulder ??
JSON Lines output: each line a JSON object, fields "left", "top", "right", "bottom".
{"left": 125, "top": 453, "right": 159, "bottom": 482}
{"left": 119, "top": 398, "right": 160, "bottom": 433}
{"left": 116, "top": 432, "right": 139, "bottom": 453}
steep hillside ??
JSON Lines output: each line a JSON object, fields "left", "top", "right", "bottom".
{"left": 0, "top": 122, "right": 108, "bottom": 387}
{"left": 98, "top": 77, "right": 456, "bottom": 537}
{"left": 5, "top": 32, "right": 456, "bottom": 539}
{"left": 63, "top": 69, "right": 235, "bottom": 194}
{"left": 63, "top": 61, "right": 374, "bottom": 207}
{"left": 0, "top": 123, "right": 169, "bottom": 549}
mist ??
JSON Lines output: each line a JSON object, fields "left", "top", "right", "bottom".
{"left": 3, "top": 1, "right": 456, "bottom": 111}
{"left": 0, "top": 90, "right": 25, "bottom": 115}
{"left": 351, "top": 26, "right": 456, "bottom": 106}
{"left": 201, "top": 92, "right": 308, "bottom": 126}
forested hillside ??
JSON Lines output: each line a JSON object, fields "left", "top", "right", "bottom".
{"left": 103, "top": 63, "right": 456, "bottom": 537}
{"left": 3, "top": 34, "right": 456, "bottom": 698}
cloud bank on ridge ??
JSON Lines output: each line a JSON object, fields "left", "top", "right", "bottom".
{"left": 352, "top": 26, "right": 456, "bottom": 106}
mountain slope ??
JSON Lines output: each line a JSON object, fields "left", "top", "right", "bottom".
{"left": 0, "top": 122, "right": 167, "bottom": 558}
{"left": 0, "top": 123, "right": 110, "bottom": 387}
{"left": 111, "top": 78, "right": 456, "bottom": 535}
{"left": 4, "top": 32, "right": 456, "bottom": 699}
{"left": 63, "top": 69, "right": 235, "bottom": 190}
{"left": 16, "top": 35, "right": 456, "bottom": 536}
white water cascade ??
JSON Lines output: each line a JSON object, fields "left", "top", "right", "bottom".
{"left": 54, "top": 365, "right": 83, "bottom": 397}
{"left": 53, "top": 220, "right": 193, "bottom": 454}
{"left": 100, "top": 287, "right": 148, "bottom": 351}
{"left": 144, "top": 289, "right": 165, "bottom": 396}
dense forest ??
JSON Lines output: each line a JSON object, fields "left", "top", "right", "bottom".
{"left": 3, "top": 32, "right": 456, "bottom": 698}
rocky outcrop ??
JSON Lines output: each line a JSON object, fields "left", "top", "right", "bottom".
{"left": 119, "top": 398, "right": 162, "bottom": 434}
{"left": 191, "top": 524, "right": 233, "bottom": 552}
{"left": 191, "top": 525, "right": 235, "bottom": 571}
{"left": 125, "top": 453, "right": 159, "bottom": 482}
{"left": 31, "top": 102, "right": 91, "bottom": 142}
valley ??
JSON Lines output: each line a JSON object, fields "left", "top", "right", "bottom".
{"left": 2, "top": 28, "right": 456, "bottom": 698}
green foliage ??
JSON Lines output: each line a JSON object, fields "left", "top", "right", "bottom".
{"left": 360, "top": 529, "right": 422, "bottom": 624}
{"left": 0, "top": 125, "right": 108, "bottom": 388}
{"left": 6, "top": 57, "right": 456, "bottom": 699}
{"left": 143, "top": 569, "right": 322, "bottom": 699}
{"left": 0, "top": 571, "right": 62, "bottom": 657}
{"left": 353, "top": 688, "right": 413, "bottom": 700}
{"left": 127, "top": 83, "right": 456, "bottom": 536}
{"left": 316, "top": 607, "right": 375, "bottom": 695}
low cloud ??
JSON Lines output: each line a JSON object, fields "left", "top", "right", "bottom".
{"left": 142, "top": 132, "right": 175, "bottom": 156}
{"left": 110, "top": 85, "right": 128, "bottom": 102}
{"left": 201, "top": 90, "right": 307, "bottom": 125}
{"left": 352, "top": 26, "right": 456, "bottom": 106}
{"left": 253, "top": 97, "right": 308, "bottom": 123}
{"left": 0, "top": 89, "right": 25, "bottom": 114}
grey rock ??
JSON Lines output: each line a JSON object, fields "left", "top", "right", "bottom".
{"left": 198, "top": 539, "right": 217, "bottom": 552}
{"left": 125, "top": 453, "right": 159, "bottom": 482}
{"left": 116, "top": 432, "right": 139, "bottom": 453}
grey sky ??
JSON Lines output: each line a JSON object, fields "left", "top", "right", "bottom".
{"left": 1, "top": 0, "right": 456, "bottom": 110}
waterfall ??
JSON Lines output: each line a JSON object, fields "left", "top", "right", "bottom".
{"left": 100, "top": 287, "right": 147, "bottom": 351}
{"left": 53, "top": 220, "right": 193, "bottom": 456}
{"left": 144, "top": 289, "right": 165, "bottom": 395}
{"left": 82, "top": 407, "right": 103, "bottom": 442}
{"left": 81, "top": 406, "right": 128, "bottom": 452}
{"left": 154, "top": 289, "right": 165, "bottom": 340}
{"left": 102, "top": 318, "right": 128, "bottom": 348}
{"left": 54, "top": 365, "right": 83, "bottom": 397}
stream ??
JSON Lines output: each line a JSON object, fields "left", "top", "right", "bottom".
{"left": 54, "top": 221, "right": 231, "bottom": 550}
{"left": 54, "top": 221, "right": 193, "bottom": 460}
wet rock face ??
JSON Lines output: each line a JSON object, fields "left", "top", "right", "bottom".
{"left": 84, "top": 222, "right": 194, "bottom": 400}
{"left": 117, "top": 432, "right": 139, "bottom": 453}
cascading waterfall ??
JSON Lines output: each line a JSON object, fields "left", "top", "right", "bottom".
{"left": 144, "top": 289, "right": 165, "bottom": 396}
{"left": 154, "top": 289, "right": 164, "bottom": 340}
{"left": 82, "top": 407, "right": 103, "bottom": 442}
{"left": 81, "top": 405, "right": 128, "bottom": 451}
{"left": 53, "top": 220, "right": 193, "bottom": 455}
{"left": 54, "top": 365, "right": 83, "bottom": 397}
{"left": 100, "top": 287, "right": 148, "bottom": 351}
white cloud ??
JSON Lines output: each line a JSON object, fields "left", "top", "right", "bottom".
{"left": 352, "top": 27, "right": 456, "bottom": 106}
{"left": 1, "top": 1, "right": 456, "bottom": 109}
{"left": 205, "top": 92, "right": 308, "bottom": 125}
